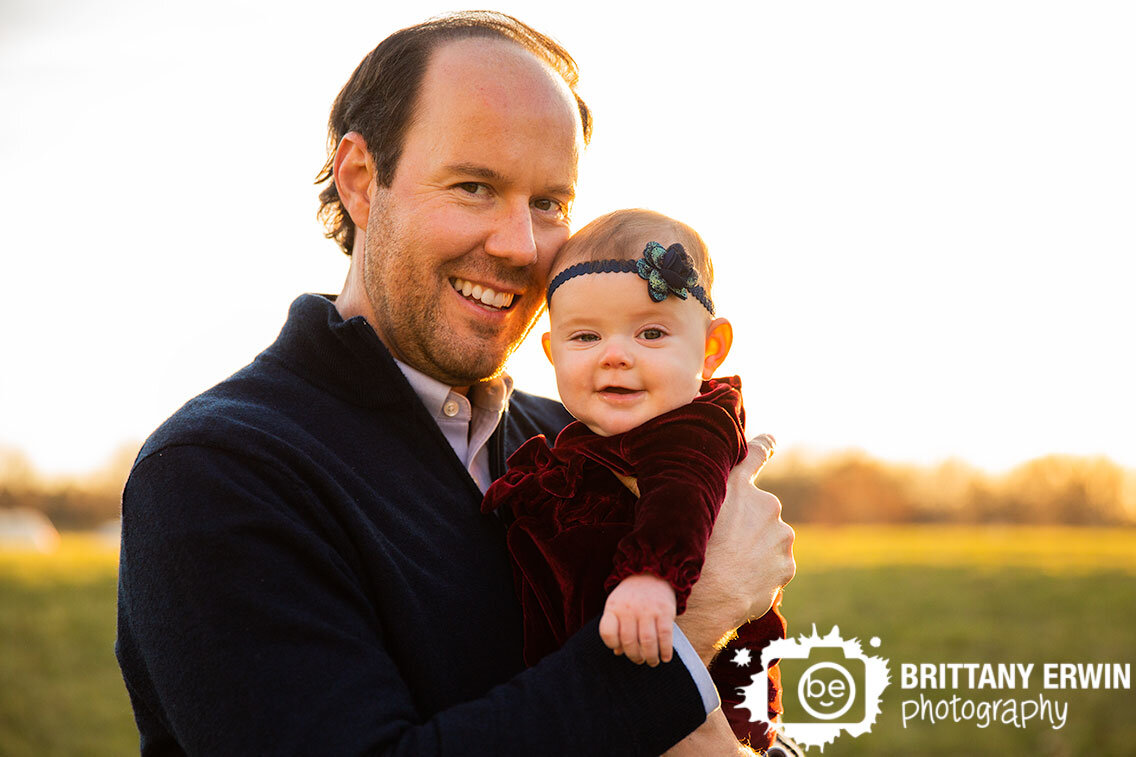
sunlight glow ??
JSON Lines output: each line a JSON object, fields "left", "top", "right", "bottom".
{"left": 1, "top": 1, "right": 1133, "bottom": 475}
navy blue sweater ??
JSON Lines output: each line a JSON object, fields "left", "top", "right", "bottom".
{"left": 116, "top": 294, "right": 705, "bottom": 756}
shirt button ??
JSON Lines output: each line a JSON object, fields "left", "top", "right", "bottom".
{"left": 443, "top": 400, "right": 460, "bottom": 417}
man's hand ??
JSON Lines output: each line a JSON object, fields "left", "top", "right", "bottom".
{"left": 599, "top": 573, "right": 677, "bottom": 666}
{"left": 678, "top": 434, "right": 795, "bottom": 665}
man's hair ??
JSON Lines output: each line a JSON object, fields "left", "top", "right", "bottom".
{"left": 315, "top": 11, "right": 592, "bottom": 257}
{"left": 552, "top": 209, "right": 715, "bottom": 297}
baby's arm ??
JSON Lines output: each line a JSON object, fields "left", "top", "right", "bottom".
{"left": 591, "top": 381, "right": 746, "bottom": 665}
{"left": 598, "top": 573, "right": 676, "bottom": 666}
{"left": 605, "top": 393, "right": 746, "bottom": 614}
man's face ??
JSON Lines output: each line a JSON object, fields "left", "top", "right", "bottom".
{"left": 359, "top": 38, "right": 582, "bottom": 386}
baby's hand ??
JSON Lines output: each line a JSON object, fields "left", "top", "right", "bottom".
{"left": 599, "top": 573, "right": 677, "bottom": 666}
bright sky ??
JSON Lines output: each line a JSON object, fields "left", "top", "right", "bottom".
{"left": 2, "top": 1, "right": 1134, "bottom": 476}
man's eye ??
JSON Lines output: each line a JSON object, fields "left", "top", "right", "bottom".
{"left": 533, "top": 198, "right": 567, "bottom": 217}
{"left": 457, "top": 182, "right": 486, "bottom": 195}
{"left": 640, "top": 328, "right": 664, "bottom": 340}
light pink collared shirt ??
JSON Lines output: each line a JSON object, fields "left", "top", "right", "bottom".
{"left": 393, "top": 359, "right": 513, "bottom": 493}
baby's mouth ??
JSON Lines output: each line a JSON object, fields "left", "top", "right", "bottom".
{"left": 450, "top": 277, "right": 516, "bottom": 311}
{"left": 600, "top": 386, "right": 640, "bottom": 394}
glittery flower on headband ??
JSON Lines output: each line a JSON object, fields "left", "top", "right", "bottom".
{"left": 637, "top": 242, "right": 697, "bottom": 303}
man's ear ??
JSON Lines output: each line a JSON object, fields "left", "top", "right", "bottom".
{"left": 333, "top": 132, "right": 374, "bottom": 230}
{"left": 541, "top": 332, "right": 554, "bottom": 364}
{"left": 702, "top": 317, "right": 733, "bottom": 379}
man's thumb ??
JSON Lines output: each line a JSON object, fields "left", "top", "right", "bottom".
{"left": 738, "top": 433, "right": 776, "bottom": 483}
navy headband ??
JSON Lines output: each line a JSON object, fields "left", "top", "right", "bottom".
{"left": 545, "top": 241, "right": 715, "bottom": 315}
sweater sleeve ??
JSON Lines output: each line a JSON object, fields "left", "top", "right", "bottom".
{"left": 117, "top": 444, "right": 706, "bottom": 756}
{"left": 604, "top": 386, "right": 747, "bottom": 613}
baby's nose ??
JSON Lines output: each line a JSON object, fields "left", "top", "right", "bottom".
{"left": 599, "top": 340, "right": 634, "bottom": 369}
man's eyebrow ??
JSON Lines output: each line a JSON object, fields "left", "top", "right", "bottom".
{"left": 445, "top": 163, "right": 576, "bottom": 200}
{"left": 548, "top": 183, "right": 576, "bottom": 201}
{"left": 446, "top": 163, "right": 504, "bottom": 182}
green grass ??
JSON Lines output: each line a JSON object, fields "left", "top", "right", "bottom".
{"left": 779, "top": 526, "right": 1136, "bottom": 756}
{"left": 793, "top": 524, "right": 1136, "bottom": 574}
{"left": 0, "top": 535, "right": 136, "bottom": 756}
{"left": 1, "top": 528, "right": 1133, "bottom": 755}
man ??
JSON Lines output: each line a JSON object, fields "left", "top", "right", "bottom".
{"left": 116, "top": 12, "right": 795, "bottom": 755}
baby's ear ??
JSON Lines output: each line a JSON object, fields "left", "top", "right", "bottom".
{"left": 541, "top": 332, "right": 554, "bottom": 364}
{"left": 702, "top": 318, "right": 733, "bottom": 378}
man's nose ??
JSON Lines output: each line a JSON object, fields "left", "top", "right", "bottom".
{"left": 484, "top": 200, "right": 538, "bottom": 266}
{"left": 599, "top": 339, "right": 634, "bottom": 370}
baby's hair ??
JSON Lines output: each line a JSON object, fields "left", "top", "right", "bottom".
{"left": 553, "top": 209, "right": 714, "bottom": 293}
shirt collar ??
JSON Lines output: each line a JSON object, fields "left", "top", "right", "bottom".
{"left": 393, "top": 359, "right": 514, "bottom": 420}
{"left": 394, "top": 360, "right": 453, "bottom": 418}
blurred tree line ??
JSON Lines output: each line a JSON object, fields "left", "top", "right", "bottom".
{"left": 0, "top": 444, "right": 138, "bottom": 530}
{"left": 1, "top": 444, "right": 1134, "bottom": 529}
{"left": 761, "top": 450, "right": 1136, "bottom": 525}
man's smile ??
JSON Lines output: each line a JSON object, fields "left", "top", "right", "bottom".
{"left": 449, "top": 277, "right": 518, "bottom": 311}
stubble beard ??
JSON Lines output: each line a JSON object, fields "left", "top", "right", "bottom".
{"left": 362, "top": 202, "right": 544, "bottom": 386}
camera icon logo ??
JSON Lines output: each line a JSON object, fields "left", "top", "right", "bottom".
{"left": 782, "top": 648, "right": 866, "bottom": 724}
{"left": 737, "top": 626, "right": 890, "bottom": 750}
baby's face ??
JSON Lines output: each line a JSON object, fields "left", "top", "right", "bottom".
{"left": 545, "top": 272, "right": 710, "bottom": 437}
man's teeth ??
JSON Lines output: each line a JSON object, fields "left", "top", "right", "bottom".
{"left": 451, "top": 278, "right": 515, "bottom": 309}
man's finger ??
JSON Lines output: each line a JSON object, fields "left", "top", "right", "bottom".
{"left": 735, "top": 433, "right": 776, "bottom": 483}
{"left": 752, "top": 433, "right": 776, "bottom": 460}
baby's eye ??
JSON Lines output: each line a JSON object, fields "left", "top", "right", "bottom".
{"left": 570, "top": 333, "right": 600, "bottom": 342}
{"left": 639, "top": 328, "right": 665, "bottom": 340}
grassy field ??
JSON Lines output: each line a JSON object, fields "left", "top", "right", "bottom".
{"left": 1, "top": 527, "right": 1133, "bottom": 755}
{"left": 782, "top": 526, "right": 1136, "bottom": 755}
{"left": 0, "top": 535, "right": 133, "bottom": 756}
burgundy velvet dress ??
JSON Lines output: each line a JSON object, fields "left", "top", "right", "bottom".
{"left": 482, "top": 377, "right": 785, "bottom": 748}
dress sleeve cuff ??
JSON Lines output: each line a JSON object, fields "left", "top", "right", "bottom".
{"left": 672, "top": 623, "right": 720, "bottom": 715}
